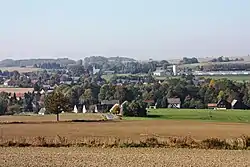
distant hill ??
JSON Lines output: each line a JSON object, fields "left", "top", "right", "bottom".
{"left": 168, "top": 55, "right": 250, "bottom": 65}
{"left": 0, "top": 58, "right": 76, "bottom": 67}
{"left": 84, "top": 56, "right": 136, "bottom": 65}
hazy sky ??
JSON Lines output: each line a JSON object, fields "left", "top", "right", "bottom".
{"left": 0, "top": 0, "right": 249, "bottom": 60}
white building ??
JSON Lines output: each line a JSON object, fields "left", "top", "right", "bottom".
{"left": 93, "top": 66, "right": 100, "bottom": 75}
{"left": 173, "top": 65, "right": 177, "bottom": 76}
{"left": 153, "top": 70, "right": 166, "bottom": 77}
{"left": 3, "top": 79, "right": 11, "bottom": 86}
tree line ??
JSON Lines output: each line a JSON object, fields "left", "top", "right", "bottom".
{"left": 1, "top": 74, "right": 250, "bottom": 117}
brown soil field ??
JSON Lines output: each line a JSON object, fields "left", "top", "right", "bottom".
{"left": 0, "top": 113, "right": 104, "bottom": 123}
{"left": 1, "top": 120, "right": 250, "bottom": 140}
{"left": 0, "top": 147, "right": 249, "bottom": 167}
{"left": 0, "top": 87, "right": 34, "bottom": 94}
{"left": 0, "top": 67, "right": 40, "bottom": 73}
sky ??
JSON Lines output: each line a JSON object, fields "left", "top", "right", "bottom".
{"left": 0, "top": 0, "right": 250, "bottom": 60}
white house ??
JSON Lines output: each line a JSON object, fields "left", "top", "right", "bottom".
{"left": 3, "top": 79, "right": 11, "bottom": 86}
{"left": 73, "top": 105, "right": 78, "bottom": 113}
{"left": 93, "top": 66, "right": 101, "bottom": 75}
{"left": 38, "top": 108, "right": 46, "bottom": 115}
{"left": 153, "top": 70, "right": 166, "bottom": 77}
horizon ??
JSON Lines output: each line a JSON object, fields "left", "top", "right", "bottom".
{"left": 0, "top": 55, "right": 248, "bottom": 62}
{"left": 0, "top": 0, "right": 250, "bottom": 60}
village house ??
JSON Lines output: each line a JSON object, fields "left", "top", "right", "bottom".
{"left": 31, "top": 79, "right": 38, "bottom": 85}
{"left": 231, "top": 99, "right": 249, "bottom": 110}
{"left": 216, "top": 99, "right": 231, "bottom": 109}
{"left": 167, "top": 98, "right": 181, "bottom": 108}
{"left": 153, "top": 69, "right": 166, "bottom": 77}
{"left": 3, "top": 79, "right": 15, "bottom": 87}
{"left": 94, "top": 100, "right": 120, "bottom": 113}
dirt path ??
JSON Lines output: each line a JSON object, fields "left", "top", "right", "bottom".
{"left": 0, "top": 147, "right": 249, "bottom": 167}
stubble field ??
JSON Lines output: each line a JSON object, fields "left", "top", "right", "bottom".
{"left": 0, "top": 112, "right": 250, "bottom": 166}
{"left": 0, "top": 147, "right": 249, "bottom": 167}
{"left": 0, "top": 67, "right": 41, "bottom": 73}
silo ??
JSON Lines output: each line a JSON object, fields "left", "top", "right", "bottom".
{"left": 173, "top": 65, "right": 177, "bottom": 76}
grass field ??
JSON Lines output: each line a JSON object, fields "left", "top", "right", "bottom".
{"left": 202, "top": 75, "right": 250, "bottom": 82}
{"left": 125, "top": 109, "right": 250, "bottom": 123}
{"left": 1, "top": 147, "right": 249, "bottom": 167}
{"left": 178, "top": 61, "right": 250, "bottom": 69}
{"left": 0, "top": 67, "right": 41, "bottom": 73}
{"left": 102, "top": 73, "right": 250, "bottom": 82}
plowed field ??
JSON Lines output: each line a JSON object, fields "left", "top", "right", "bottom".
{"left": 1, "top": 120, "right": 249, "bottom": 140}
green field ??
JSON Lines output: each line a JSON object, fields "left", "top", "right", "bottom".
{"left": 124, "top": 109, "right": 250, "bottom": 123}
{"left": 102, "top": 73, "right": 250, "bottom": 82}
{"left": 202, "top": 75, "right": 250, "bottom": 82}
{"left": 101, "top": 74, "right": 176, "bottom": 82}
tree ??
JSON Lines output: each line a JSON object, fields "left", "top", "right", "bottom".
{"left": 189, "top": 98, "right": 204, "bottom": 109}
{"left": 217, "top": 90, "right": 225, "bottom": 100}
{"left": 23, "top": 93, "right": 33, "bottom": 112}
{"left": 209, "top": 79, "right": 216, "bottom": 88}
{"left": 6, "top": 104, "right": 21, "bottom": 115}
{"left": 81, "top": 88, "right": 97, "bottom": 106}
{"left": 68, "top": 65, "right": 85, "bottom": 76}
{"left": 34, "top": 82, "right": 41, "bottom": 91}
{"left": 0, "top": 95, "right": 8, "bottom": 115}
{"left": 204, "top": 87, "right": 217, "bottom": 103}
{"left": 217, "top": 56, "right": 223, "bottom": 62}
{"left": 181, "top": 57, "right": 199, "bottom": 64}
{"left": 45, "top": 91, "right": 71, "bottom": 121}
{"left": 161, "top": 96, "right": 168, "bottom": 108}
{"left": 124, "top": 101, "right": 147, "bottom": 117}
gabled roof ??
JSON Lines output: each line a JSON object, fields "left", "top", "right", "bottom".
{"left": 217, "top": 99, "right": 230, "bottom": 105}
{"left": 167, "top": 98, "right": 181, "bottom": 104}
{"left": 231, "top": 99, "right": 238, "bottom": 106}
{"left": 43, "top": 85, "right": 51, "bottom": 88}
{"left": 101, "top": 100, "right": 119, "bottom": 105}
{"left": 4, "top": 79, "right": 11, "bottom": 83}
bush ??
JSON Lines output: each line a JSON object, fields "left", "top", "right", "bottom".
{"left": 6, "top": 105, "right": 21, "bottom": 115}
{"left": 123, "top": 101, "right": 147, "bottom": 117}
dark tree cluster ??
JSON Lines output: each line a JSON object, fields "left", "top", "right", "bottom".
{"left": 210, "top": 56, "right": 244, "bottom": 63}
{"left": 180, "top": 57, "right": 199, "bottom": 64}
{"left": 202, "top": 63, "right": 250, "bottom": 71}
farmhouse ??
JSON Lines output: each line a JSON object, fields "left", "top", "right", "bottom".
{"left": 217, "top": 99, "right": 231, "bottom": 109}
{"left": 31, "top": 80, "right": 38, "bottom": 84}
{"left": 38, "top": 108, "right": 46, "bottom": 115}
{"left": 167, "top": 98, "right": 181, "bottom": 108}
{"left": 231, "top": 99, "right": 249, "bottom": 109}
{"left": 3, "top": 79, "right": 15, "bottom": 87}
{"left": 153, "top": 70, "right": 166, "bottom": 77}
{"left": 95, "top": 100, "right": 120, "bottom": 113}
